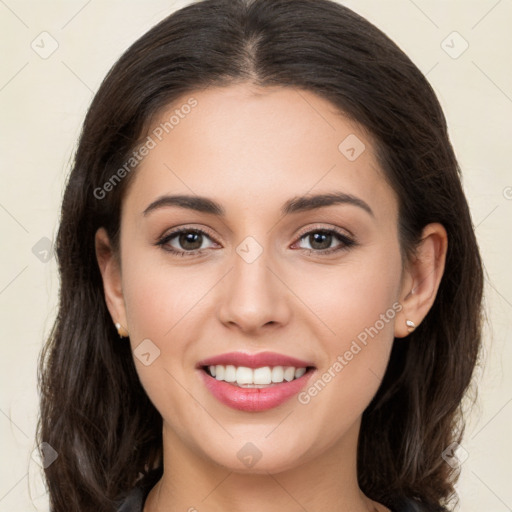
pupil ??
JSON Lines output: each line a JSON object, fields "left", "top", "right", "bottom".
{"left": 180, "top": 232, "right": 202, "bottom": 250}
{"left": 310, "top": 232, "right": 331, "bottom": 250}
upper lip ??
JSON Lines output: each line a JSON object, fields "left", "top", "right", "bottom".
{"left": 196, "top": 351, "right": 315, "bottom": 369}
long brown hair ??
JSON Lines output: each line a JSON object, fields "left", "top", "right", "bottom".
{"left": 37, "top": 0, "right": 484, "bottom": 510}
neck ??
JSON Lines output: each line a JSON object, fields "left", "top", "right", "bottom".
{"left": 144, "top": 418, "right": 387, "bottom": 512}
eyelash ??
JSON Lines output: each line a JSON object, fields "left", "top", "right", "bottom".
{"left": 155, "top": 225, "right": 357, "bottom": 258}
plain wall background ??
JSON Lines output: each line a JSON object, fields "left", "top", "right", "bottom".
{"left": 1, "top": 0, "right": 511, "bottom": 510}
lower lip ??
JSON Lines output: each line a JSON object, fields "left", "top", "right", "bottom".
{"left": 199, "top": 368, "right": 314, "bottom": 412}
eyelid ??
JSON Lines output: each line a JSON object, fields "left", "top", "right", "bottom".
{"left": 156, "top": 223, "right": 357, "bottom": 256}
{"left": 154, "top": 225, "right": 221, "bottom": 257}
{"left": 158, "top": 224, "right": 220, "bottom": 243}
{"left": 294, "top": 222, "right": 355, "bottom": 241}
{"left": 291, "top": 224, "right": 357, "bottom": 255}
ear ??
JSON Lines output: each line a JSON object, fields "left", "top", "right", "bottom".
{"left": 395, "top": 222, "right": 448, "bottom": 338}
{"left": 95, "top": 227, "right": 128, "bottom": 334}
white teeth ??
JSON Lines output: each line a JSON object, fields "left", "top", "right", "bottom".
{"left": 271, "top": 366, "right": 284, "bottom": 383}
{"left": 294, "top": 367, "right": 306, "bottom": 378}
{"left": 236, "top": 366, "right": 253, "bottom": 385}
{"left": 283, "top": 366, "right": 295, "bottom": 382}
{"left": 215, "top": 365, "right": 224, "bottom": 380}
{"left": 206, "top": 364, "right": 309, "bottom": 386}
{"left": 253, "top": 366, "right": 272, "bottom": 385}
{"left": 224, "top": 364, "right": 237, "bottom": 382}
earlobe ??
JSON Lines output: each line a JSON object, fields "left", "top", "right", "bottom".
{"left": 395, "top": 223, "right": 448, "bottom": 338}
{"left": 94, "top": 227, "right": 128, "bottom": 334}
{"left": 405, "top": 319, "right": 416, "bottom": 333}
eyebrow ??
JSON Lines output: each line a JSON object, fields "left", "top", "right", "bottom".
{"left": 142, "top": 192, "right": 374, "bottom": 218}
{"left": 282, "top": 192, "right": 374, "bottom": 217}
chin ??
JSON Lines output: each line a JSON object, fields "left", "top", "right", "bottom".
{"left": 194, "top": 433, "right": 315, "bottom": 476}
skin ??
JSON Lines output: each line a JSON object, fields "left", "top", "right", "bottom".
{"left": 96, "top": 83, "right": 448, "bottom": 512}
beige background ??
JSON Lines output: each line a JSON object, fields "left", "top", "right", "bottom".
{"left": 1, "top": 0, "right": 511, "bottom": 510}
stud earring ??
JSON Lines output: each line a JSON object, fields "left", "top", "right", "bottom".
{"left": 115, "top": 322, "right": 129, "bottom": 338}
{"left": 405, "top": 319, "right": 416, "bottom": 333}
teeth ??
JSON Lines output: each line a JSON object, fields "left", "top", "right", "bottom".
{"left": 271, "top": 366, "right": 284, "bottom": 383}
{"left": 283, "top": 366, "right": 295, "bottom": 382}
{"left": 236, "top": 366, "right": 253, "bottom": 385}
{"left": 224, "top": 365, "right": 237, "bottom": 382}
{"left": 253, "top": 366, "right": 272, "bottom": 385}
{"left": 206, "top": 365, "right": 309, "bottom": 386}
{"left": 294, "top": 367, "right": 306, "bottom": 378}
{"left": 214, "top": 365, "right": 225, "bottom": 381}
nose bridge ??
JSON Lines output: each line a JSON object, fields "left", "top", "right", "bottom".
{"left": 233, "top": 235, "right": 272, "bottom": 291}
{"left": 218, "top": 233, "right": 289, "bottom": 331}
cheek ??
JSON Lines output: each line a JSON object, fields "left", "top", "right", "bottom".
{"left": 297, "top": 247, "right": 402, "bottom": 349}
{"left": 120, "top": 256, "right": 200, "bottom": 424}
{"left": 122, "top": 253, "right": 211, "bottom": 341}
{"left": 293, "top": 245, "right": 402, "bottom": 421}
{"left": 120, "top": 250, "right": 223, "bottom": 410}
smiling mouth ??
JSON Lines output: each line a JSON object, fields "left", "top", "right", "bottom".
{"left": 202, "top": 364, "right": 316, "bottom": 388}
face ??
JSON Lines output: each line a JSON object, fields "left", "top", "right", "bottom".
{"left": 106, "top": 83, "right": 411, "bottom": 473}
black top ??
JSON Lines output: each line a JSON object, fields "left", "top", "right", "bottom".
{"left": 116, "top": 475, "right": 444, "bottom": 512}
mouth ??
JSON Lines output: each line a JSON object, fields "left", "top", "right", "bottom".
{"left": 196, "top": 352, "right": 316, "bottom": 412}
{"left": 202, "top": 364, "right": 315, "bottom": 387}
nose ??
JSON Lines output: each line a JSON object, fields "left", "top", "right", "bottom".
{"left": 217, "top": 242, "right": 292, "bottom": 334}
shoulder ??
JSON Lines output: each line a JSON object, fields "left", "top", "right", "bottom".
{"left": 115, "top": 470, "right": 161, "bottom": 512}
{"left": 116, "top": 486, "right": 145, "bottom": 512}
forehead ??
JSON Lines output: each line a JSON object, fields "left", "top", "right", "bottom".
{"left": 124, "top": 83, "right": 398, "bottom": 221}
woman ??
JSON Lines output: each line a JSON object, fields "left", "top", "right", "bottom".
{"left": 37, "top": 0, "right": 484, "bottom": 511}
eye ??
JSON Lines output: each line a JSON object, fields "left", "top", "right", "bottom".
{"left": 155, "top": 225, "right": 357, "bottom": 258}
{"left": 293, "top": 227, "right": 356, "bottom": 255}
{"left": 156, "top": 228, "right": 219, "bottom": 257}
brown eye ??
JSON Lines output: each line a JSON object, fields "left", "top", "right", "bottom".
{"left": 295, "top": 228, "right": 356, "bottom": 255}
{"left": 156, "top": 228, "right": 218, "bottom": 256}
{"left": 176, "top": 231, "right": 204, "bottom": 251}
{"left": 306, "top": 232, "right": 334, "bottom": 250}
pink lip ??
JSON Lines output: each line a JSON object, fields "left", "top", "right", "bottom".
{"left": 198, "top": 369, "right": 315, "bottom": 412}
{"left": 196, "top": 351, "right": 316, "bottom": 412}
{"left": 196, "top": 351, "right": 314, "bottom": 369}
